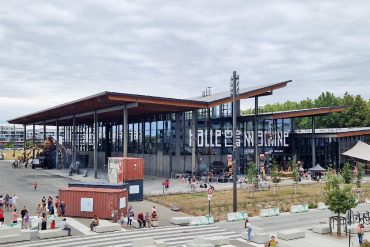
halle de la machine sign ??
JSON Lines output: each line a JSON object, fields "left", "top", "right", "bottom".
{"left": 188, "top": 129, "right": 290, "bottom": 147}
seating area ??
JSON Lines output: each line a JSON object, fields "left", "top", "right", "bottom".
{"left": 93, "top": 220, "right": 121, "bottom": 233}
{"left": 277, "top": 229, "right": 305, "bottom": 240}
{"left": 241, "top": 227, "right": 270, "bottom": 244}
{"left": 187, "top": 235, "right": 231, "bottom": 247}
{"left": 290, "top": 204, "right": 309, "bottom": 213}
{"left": 317, "top": 202, "right": 329, "bottom": 210}
{"left": 189, "top": 216, "right": 214, "bottom": 226}
{"left": 227, "top": 212, "right": 248, "bottom": 222}
{"left": 0, "top": 224, "right": 31, "bottom": 244}
{"left": 37, "top": 229, "right": 70, "bottom": 239}
{"left": 170, "top": 217, "right": 192, "bottom": 226}
{"left": 132, "top": 237, "right": 167, "bottom": 247}
{"left": 312, "top": 225, "right": 330, "bottom": 234}
{"left": 259, "top": 207, "right": 280, "bottom": 217}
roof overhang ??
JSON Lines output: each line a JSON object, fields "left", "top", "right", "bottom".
{"left": 7, "top": 80, "right": 291, "bottom": 125}
{"left": 271, "top": 106, "right": 345, "bottom": 119}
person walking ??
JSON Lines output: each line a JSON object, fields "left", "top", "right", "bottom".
{"left": 20, "top": 206, "right": 28, "bottom": 228}
{"left": 41, "top": 213, "right": 47, "bottom": 230}
{"left": 357, "top": 223, "right": 365, "bottom": 246}
{"left": 12, "top": 194, "right": 18, "bottom": 210}
{"left": 36, "top": 204, "right": 43, "bottom": 217}
{"left": 12, "top": 209, "right": 18, "bottom": 224}
{"left": 23, "top": 212, "right": 30, "bottom": 229}
{"left": 0, "top": 207, "right": 4, "bottom": 226}
{"left": 127, "top": 206, "right": 134, "bottom": 226}
{"left": 244, "top": 219, "right": 253, "bottom": 241}
{"left": 60, "top": 201, "right": 65, "bottom": 217}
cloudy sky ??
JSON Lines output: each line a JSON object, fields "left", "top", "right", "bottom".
{"left": 1, "top": 0, "right": 370, "bottom": 124}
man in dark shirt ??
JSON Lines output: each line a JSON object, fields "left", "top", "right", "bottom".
{"left": 20, "top": 206, "right": 28, "bottom": 227}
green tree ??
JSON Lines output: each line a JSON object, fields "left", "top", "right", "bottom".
{"left": 341, "top": 163, "right": 353, "bottom": 184}
{"left": 270, "top": 161, "right": 280, "bottom": 195}
{"left": 245, "top": 162, "right": 257, "bottom": 185}
{"left": 324, "top": 169, "right": 357, "bottom": 235}
{"left": 356, "top": 163, "right": 364, "bottom": 188}
{"left": 291, "top": 156, "right": 300, "bottom": 183}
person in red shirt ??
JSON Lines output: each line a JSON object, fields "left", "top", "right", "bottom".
{"left": 12, "top": 209, "right": 18, "bottom": 224}
{"left": 0, "top": 207, "right": 4, "bottom": 225}
{"left": 50, "top": 219, "right": 56, "bottom": 229}
{"left": 137, "top": 211, "right": 146, "bottom": 228}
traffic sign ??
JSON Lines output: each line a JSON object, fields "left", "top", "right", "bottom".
{"left": 208, "top": 187, "right": 214, "bottom": 195}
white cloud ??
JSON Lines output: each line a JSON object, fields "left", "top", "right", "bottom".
{"left": 1, "top": 0, "right": 370, "bottom": 123}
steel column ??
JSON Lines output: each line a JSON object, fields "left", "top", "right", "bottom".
{"left": 56, "top": 119, "right": 59, "bottom": 168}
{"left": 254, "top": 97, "right": 259, "bottom": 173}
{"left": 191, "top": 110, "right": 197, "bottom": 174}
{"left": 43, "top": 121, "right": 46, "bottom": 140}
{"left": 123, "top": 106, "right": 128, "bottom": 157}
{"left": 32, "top": 123, "right": 35, "bottom": 158}
{"left": 23, "top": 125, "right": 26, "bottom": 161}
{"left": 311, "top": 116, "right": 316, "bottom": 167}
{"left": 94, "top": 111, "right": 98, "bottom": 178}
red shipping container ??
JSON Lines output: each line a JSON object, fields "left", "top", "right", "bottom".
{"left": 108, "top": 157, "right": 144, "bottom": 182}
{"left": 59, "top": 187, "right": 128, "bottom": 219}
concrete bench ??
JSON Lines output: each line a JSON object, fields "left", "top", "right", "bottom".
{"left": 189, "top": 216, "right": 214, "bottom": 226}
{"left": 241, "top": 232, "right": 270, "bottom": 244}
{"left": 93, "top": 222, "right": 121, "bottom": 233}
{"left": 131, "top": 219, "right": 141, "bottom": 228}
{"left": 37, "top": 229, "right": 69, "bottom": 239}
{"left": 260, "top": 207, "right": 280, "bottom": 217}
{"left": 151, "top": 220, "right": 159, "bottom": 227}
{"left": 132, "top": 237, "right": 167, "bottom": 247}
{"left": 202, "top": 235, "right": 230, "bottom": 246}
{"left": 313, "top": 225, "right": 330, "bottom": 234}
{"left": 317, "top": 202, "right": 328, "bottom": 210}
{"left": 290, "top": 204, "right": 308, "bottom": 213}
{"left": 186, "top": 236, "right": 214, "bottom": 247}
{"left": 170, "top": 217, "right": 192, "bottom": 226}
{"left": 227, "top": 212, "right": 248, "bottom": 222}
{"left": 277, "top": 229, "right": 305, "bottom": 240}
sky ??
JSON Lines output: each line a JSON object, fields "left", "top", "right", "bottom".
{"left": 1, "top": 0, "right": 370, "bottom": 124}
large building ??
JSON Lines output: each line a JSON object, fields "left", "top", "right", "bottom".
{"left": 7, "top": 79, "right": 370, "bottom": 177}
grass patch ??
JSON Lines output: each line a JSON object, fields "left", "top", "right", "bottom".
{"left": 146, "top": 182, "right": 370, "bottom": 221}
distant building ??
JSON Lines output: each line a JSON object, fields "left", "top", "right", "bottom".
{"left": 0, "top": 125, "right": 63, "bottom": 148}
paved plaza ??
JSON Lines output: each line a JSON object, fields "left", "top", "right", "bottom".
{"left": 0, "top": 160, "right": 369, "bottom": 246}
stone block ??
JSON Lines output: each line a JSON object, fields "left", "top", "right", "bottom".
{"left": 202, "top": 235, "right": 230, "bottom": 246}
{"left": 277, "top": 229, "right": 305, "bottom": 240}
{"left": 93, "top": 222, "right": 121, "bottom": 233}
{"left": 37, "top": 229, "right": 69, "bottom": 239}
{"left": 170, "top": 217, "right": 192, "bottom": 226}
{"left": 312, "top": 225, "right": 330, "bottom": 234}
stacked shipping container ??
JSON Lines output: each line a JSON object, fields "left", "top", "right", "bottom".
{"left": 108, "top": 157, "right": 144, "bottom": 201}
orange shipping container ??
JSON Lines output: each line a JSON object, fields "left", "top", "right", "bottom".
{"left": 59, "top": 187, "right": 128, "bottom": 219}
{"left": 108, "top": 157, "right": 144, "bottom": 182}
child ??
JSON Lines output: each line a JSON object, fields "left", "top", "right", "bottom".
{"left": 268, "top": 236, "right": 278, "bottom": 247}
{"left": 33, "top": 182, "right": 38, "bottom": 190}
{"left": 50, "top": 219, "right": 56, "bottom": 230}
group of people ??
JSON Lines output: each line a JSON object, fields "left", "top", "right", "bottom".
{"left": 0, "top": 193, "right": 18, "bottom": 211}
{"left": 122, "top": 205, "right": 159, "bottom": 228}
{"left": 36, "top": 195, "right": 66, "bottom": 218}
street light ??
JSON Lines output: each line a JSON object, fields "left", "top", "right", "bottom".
{"left": 346, "top": 209, "right": 370, "bottom": 247}
{"left": 230, "top": 71, "right": 239, "bottom": 212}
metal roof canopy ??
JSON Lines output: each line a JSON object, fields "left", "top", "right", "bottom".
{"left": 8, "top": 80, "right": 291, "bottom": 126}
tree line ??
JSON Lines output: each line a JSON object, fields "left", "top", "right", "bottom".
{"left": 242, "top": 92, "right": 370, "bottom": 129}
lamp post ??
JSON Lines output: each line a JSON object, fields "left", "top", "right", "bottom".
{"left": 346, "top": 210, "right": 370, "bottom": 247}
{"left": 230, "top": 71, "right": 239, "bottom": 212}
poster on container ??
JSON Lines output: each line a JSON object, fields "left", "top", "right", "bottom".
{"left": 81, "top": 198, "right": 93, "bottom": 212}
{"left": 108, "top": 158, "right": 124, "bottom": 183}
{"left": 108, "top": 158, "right": 118, "bottom": 183}
{"left": 119, "top": 197, "right": 126, "bottom": 209}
